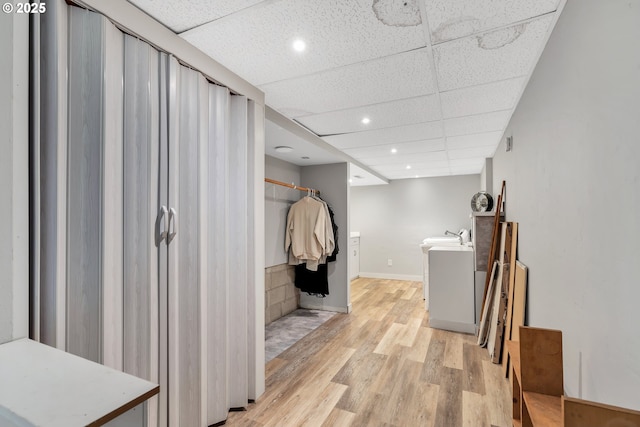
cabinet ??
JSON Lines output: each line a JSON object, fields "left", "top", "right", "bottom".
{"left": 350, "top": 235, "right": 360, "bottom": 280}
{"left": 428, "top": 246, "right": 475, "bottom": 334}
{"left": 507, "top": 326, "right": 563, "bottom": 427}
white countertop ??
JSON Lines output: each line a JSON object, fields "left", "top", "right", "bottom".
{"left": 0, "top": 338, "right": 159, "bottom": 427}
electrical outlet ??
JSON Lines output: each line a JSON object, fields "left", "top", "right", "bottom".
{"left": 387, "top": 259, "right": 392, "bottom": 266}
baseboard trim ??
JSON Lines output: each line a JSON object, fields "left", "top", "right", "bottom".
{"left": 358, "top": 272, "right": 422, "bottom": 282}
{"left": 299, "top": 302, "right": 350, "bottom": 313}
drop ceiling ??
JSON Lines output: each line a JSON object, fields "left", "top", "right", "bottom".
{"left": 128, "top": 0, "right": 562, "bottom": 184}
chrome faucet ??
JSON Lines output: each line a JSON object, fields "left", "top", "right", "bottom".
{"left": 445, "top": 230, "right": 463, "bottom": 245}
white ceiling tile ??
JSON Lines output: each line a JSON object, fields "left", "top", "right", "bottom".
{"left": 344, "top": 138, "right": 445, "bottom": 158}
{"left": 444, "top": 110, "right": 511, "bottom": 137}
{"left": 424, "top": 0, "right": 560, "bottom": 44}
{"left": 357, "top": 150, "right": 448, "bottom": 166}
{"left": 448, "top": 146, "right": 497, "bottom": 160}
{"left": 181, "top": 0, "right": 427, "bottom": 86}
{"left": 449, "top": 157, "right": 486, "bottom": 174}
{"left": 127, "top": 0, "right": 265, "bottom": 33}
{"left": 296, "top": 95, "right": 441, "bottom": 136}
{"left": 261, "top": 49, "right": 436, "bottom": 116}
{"left": 448, "top": 158, "right": 487, "bottom": 168}
{"left": 323, "top": 122, "right": 444, "bottom": 149}
{"left": 446, "top": 131, "right": 503, "bottom": 150}
{"left": 372, "top": 159, "right": 450, "bottom": 173}
{"left": 434, "top": 15, "right": 554, "bottom": 91}
{"left": 440, "top": 77, "right": 525, "bottom": 118}
{"left": 383, "top": 168, "right": 452, "bottom": 179}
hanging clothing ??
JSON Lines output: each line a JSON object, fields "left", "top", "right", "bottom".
{"left": 295, "top": 263, "right": 329, "bottom": 297}
{"left": 324, "top": 200, "right": 339, "bottom": 262}
{"left": 285, "top": 196, "right": 334, "bottom": 271}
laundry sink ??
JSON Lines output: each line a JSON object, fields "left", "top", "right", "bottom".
{"left": 420, "top": 236, "right": 464, "bottom": 309}
{"left": 420, "top": 236, "right": 462, "bottom": 254}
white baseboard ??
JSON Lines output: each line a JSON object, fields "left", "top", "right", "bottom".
{"left": 299, "top": 302, "right": 350, "bottom": 313}
{"left": 358, "top": 272, "right": 423, "bottom": 282}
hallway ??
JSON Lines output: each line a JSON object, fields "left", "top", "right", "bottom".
{"left": 227, "top": 278, "right": 511, "bottom": 426}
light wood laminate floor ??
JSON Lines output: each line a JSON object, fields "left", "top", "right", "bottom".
{"left": 227, "top": 278, "right": 512, "bottom": 426}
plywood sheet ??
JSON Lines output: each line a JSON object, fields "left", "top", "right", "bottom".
{"left": 502, "top": 222, "right": 518, "bottom": 376}
{"left": 511, "top": 261, "right": 528, "bottom": 342}
{"left": 477, "top": 261, "right": 499, "bottom": 347}
{"left": 487, "top": 262, "right": 508, "bottom": 363}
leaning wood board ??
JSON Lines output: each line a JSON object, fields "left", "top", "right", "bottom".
{"left": 502, "top": 223, "right": 519, "bottom": 375}
{"left": 491, "top": 262, "right": 510, "bottom": 364}
{"left": 477, "top": 260, "right": 499, "bottom": 347}
{"left": 511, "top": 261, "right": 528, "bottom": 342}
{"left": 480, "top": 181, "right": 506, "bottom": 314}
{"left": 487, "top": 223, "right": 508, "bottom": 361}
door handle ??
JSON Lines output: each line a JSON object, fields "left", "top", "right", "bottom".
{"left": 156, "top": 205, "right": 168, "bottom": 245}
{"left": 167, "top": 207, "right": 177, "bottom": 243}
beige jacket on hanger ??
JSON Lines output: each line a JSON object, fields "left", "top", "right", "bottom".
{"left": 285, "top": 196, "right": 335, "bottom": 271}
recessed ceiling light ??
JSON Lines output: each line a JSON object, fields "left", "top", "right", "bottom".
{"left": 415, "top": 175, "right": 419, "bottom": 178}
{"left": 274, "top": 146, "right": 293, "bottom": 153}
{"left": 361, "top": 117, "right": 371, "bottom": 125}
{"left": 406, "top": 165, "right": 412, "bottom": 170}
{"left": 390, "top": 148, "right": 397, "bottom": 154}
{"left": 292, "top": 39, "right": 306, "bottom": 52}
{"left": 348, "top": 179, "right": 353, "bottom": 183}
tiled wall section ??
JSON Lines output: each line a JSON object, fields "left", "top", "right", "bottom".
{"left": 265, "top": 264, "right": 299, "bottom": 325}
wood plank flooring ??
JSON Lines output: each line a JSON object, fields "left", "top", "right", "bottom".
{"left": 227, "top": 278, "right": 512, "bottom": 426}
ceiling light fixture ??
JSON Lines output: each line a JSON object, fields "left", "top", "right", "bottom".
{"left": 292, "top": 39, "right": 306, "bottom": 52}
{"left": 274, "top": 146, "right": 293, "bottom": 153}
{"left": 361, "top": 117, "right": 371, "bottom": 125}
{"left": 406, "top": 165, "right": 412, "bottom": 170}
{"left": 391, "top": 148, "right": 397, "bottom": 154}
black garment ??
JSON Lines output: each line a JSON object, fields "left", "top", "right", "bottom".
{"left": 323, "top": 200, "right": 339, "bottom": 262}
{"left": 295, "top": 263, "right": 328, "bottom": 297}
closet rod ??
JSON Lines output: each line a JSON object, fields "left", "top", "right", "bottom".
{"left": 264, "top": 178, "right": 320, "bottom": 195}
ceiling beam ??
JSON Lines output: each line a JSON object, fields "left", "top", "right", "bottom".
{"left": 265, "top": 107, "right": 389, "bottom": 184}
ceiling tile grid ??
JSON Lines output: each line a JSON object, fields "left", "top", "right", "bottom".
{"left": 324, "top": 121, "right": 445, "bottom": 150}
{"left": 129, "top": 0, "right": 562, "bottom": 181}
{"left": 359, "top": 150, "right": 449, "bottom": 167}
{"left": 260, "top": 49, "right": 436, "bottom": 117}
{"left": 343, "top": 138, "right": 446, "bottom": 158}
{"left": 296, "top": 95, "right": 441, "bottom": 136}
{"left": 181, "top": 0, "right": 427, "bottom": 86}
{"left": 443, "top": 110, "right": 511, "bottom": 137}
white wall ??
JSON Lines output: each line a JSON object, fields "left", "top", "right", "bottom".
{"left": 491, "top": 0, "right": 640, "bottom": 409}
{"left": 0, "top": 9, "right": 29, "bottom": 344}
{"left": 264, "top": 155, "right": 301, "bottom": 267}
{"left": 301, "top": 163, "right": 351, "bottom": 313}
{"left": 351, "top": 175, "right": 480, "bottom": 280}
